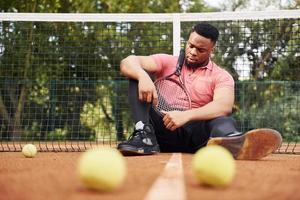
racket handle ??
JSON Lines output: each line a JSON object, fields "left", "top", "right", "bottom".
{"left": 175, "top": 49, "right": 185, "bottom": 75}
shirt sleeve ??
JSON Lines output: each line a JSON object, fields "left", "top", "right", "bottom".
{"left": 151, "top": 54, "right": 177, "bottom": 78}
{"left": 214, "top": 69, "right": 235, "bottom": 90}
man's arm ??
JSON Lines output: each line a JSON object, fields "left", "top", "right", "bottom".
{"left": 120, "top": 55, "right": 158, "bottom": 104}
{"left": 120, "top": 55, "right": 157, "bottom": 79}
{"left": 187, "top": 87, "right": 234, "bottom": 120}
{"left": 163, "top": 87, "right": 234, "bottom": 131}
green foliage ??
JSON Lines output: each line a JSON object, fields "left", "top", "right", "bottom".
{"left": 0, "top": 0, "right": 299, "bottom": 142}
{"left": 234, "top": 81, "right": 300, "bottom": 142}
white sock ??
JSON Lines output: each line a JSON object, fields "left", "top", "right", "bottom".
{"left": 135, "top": 121, "right": 144, "bottom": 130}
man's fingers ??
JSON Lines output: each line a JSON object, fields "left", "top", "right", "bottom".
{"left": 152, "top": 90, "right": 158, "bottom": 106}
{"left": 166, "top": 121, "right": 177, "bottom": 131}
{"left": 138, "top": 91, "right": 143, "bottom": 101}
{"left": 146, "top": 92, "right": 152, "bottom": 103}
{"left": 170, "top": 126, "right": 177, "bottom": 131}
{"left": 139, "top": 92, "right": 150, "bottom": 102}
{"left": 162, "top": 111, "right": 169, "bottom": 122}
{"left": 162, "top": 111, "right": 178, "bottom": 131}
{"left": 163, "top": 113, "right": 173, "bottom": 127}
{"left": 165, "top": 121, "right": 172, "bottom": 129}
{"left": 139, "top": 91, "right": 155, "bottom": 103}
{"left": 164, "top": 119, "right": 170, "bottom": 127}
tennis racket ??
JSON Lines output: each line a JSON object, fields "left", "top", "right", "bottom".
{"left": 153, "top": 49, "right": 191, "bottom": 115}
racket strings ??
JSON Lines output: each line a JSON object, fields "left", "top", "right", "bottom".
{"left": 155, "top": 79, "right": 190, "bottom": 112}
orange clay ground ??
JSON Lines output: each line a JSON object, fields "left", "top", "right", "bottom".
{"left": 0, "top": 152, "right": 299, "bottom": 200}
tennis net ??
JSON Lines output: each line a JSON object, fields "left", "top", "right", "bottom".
{"left": 0, "top": 11, "right": 299, "bottom": 153}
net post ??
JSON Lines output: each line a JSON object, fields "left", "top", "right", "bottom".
{"left": 172, "top": 13, "right": 181, "bottom": 56}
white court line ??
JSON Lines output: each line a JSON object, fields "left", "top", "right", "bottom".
{"left": 144, "top": 153, "right": 186, "bottom": 200}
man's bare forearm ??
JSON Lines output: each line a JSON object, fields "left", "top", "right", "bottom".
{"left": 185, "top": 100, "right": 233, "bottom": 122}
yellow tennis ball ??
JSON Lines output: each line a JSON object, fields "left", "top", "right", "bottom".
{"left": 77, "top": 147, "right": 127, "bottom": 192}
{"left": 22, "top": 144, "right": 38, "bottom": 158}
{"left": 192, "top": 145, "right": 236, "bottom": 187}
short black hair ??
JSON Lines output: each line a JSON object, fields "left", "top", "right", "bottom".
{"left": 191, "top": 23, "right": 219, "bottom": 44}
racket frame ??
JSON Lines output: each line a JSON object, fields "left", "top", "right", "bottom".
{"left": 153, "top": 49, "right": 192, "bottom": 114}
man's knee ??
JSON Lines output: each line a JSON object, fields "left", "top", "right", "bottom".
{"left": 208, "top": 116, "right": 238, "bottom": 137}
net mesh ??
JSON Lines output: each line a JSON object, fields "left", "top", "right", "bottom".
{"left": 0, "top": 13, "right": 299, "bottom": 153}
{"left": 0, "top": 20, "right": 173, "bottom": 151}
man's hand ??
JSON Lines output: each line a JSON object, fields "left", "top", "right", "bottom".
{"left": 161, "top": 110, "right": 189, "bottom": 131}
{"left": 138, "top": 75, "right": 158, "bottom": 106}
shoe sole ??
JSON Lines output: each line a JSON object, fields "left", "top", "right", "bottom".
{"left": 118, "top": 145, "right": 160, "bottom": 156}
{"left": 207, "top": 128, "right": 282, "bottom": 160}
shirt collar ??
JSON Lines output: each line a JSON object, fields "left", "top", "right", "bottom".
{"left": 197, "top": 59, "right": 213, "bottom": 71}
{"left": 183, "top": 59, "right": 214, "bottom": 73}
{"left": 206, "top": 59, "right": 214, "bottom": 71}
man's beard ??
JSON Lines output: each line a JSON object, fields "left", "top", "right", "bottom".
{"left": 185, "top": 59, "right": 209, "bottom": 70}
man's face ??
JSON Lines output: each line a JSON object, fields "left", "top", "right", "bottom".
{"left": 185, "top": 31, "right": 215, "bottom": 68}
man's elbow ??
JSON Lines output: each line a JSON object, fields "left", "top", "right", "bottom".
{"left": 217, "top": 103, "right": 233, "bottom": 117}
{"left": 223, "top": 107, "right": 233, "bottom": 116}
{"left": 120, "top": 55, "right": 133, "bottom": 75}
{"left": 222, "top": 104, "right": 233, "bottom": 116}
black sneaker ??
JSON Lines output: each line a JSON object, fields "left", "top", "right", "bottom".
{"left": 117, "top": 121, "right": 160, "bottom": 156}
{"left": 207, "top": 128, "right": 282, "bottom": 160}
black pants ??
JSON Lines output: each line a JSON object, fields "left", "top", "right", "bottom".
{"left": 128, "top": 79, "right": 238, "bottom": 153}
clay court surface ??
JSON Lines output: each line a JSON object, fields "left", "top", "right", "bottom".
{"left": 0, "top": 152, "right": 299, "bottom": 200}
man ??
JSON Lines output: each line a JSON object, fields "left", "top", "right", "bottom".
{"left": 117, "top": 23, "right": 282, "bottom": 160}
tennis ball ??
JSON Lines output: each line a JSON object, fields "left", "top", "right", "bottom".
{"left": 192, "top": 145, "right": 236, "bottom": 187}
{"left": 77, "top": 147, "right": 127, "bottom": 192}
{"left": 22, "top": 144, "right": 38, "bottom": 158}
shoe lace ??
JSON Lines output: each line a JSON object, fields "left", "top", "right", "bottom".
{"left": 128, "top": 129, "right": 147, "bottom": 141}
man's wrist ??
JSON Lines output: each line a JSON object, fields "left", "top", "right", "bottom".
{"left": 185, "top": 109, "right": 195, "bottom": 122}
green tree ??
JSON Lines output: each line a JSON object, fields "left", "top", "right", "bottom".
{"left": 1, "top": 0, "right": 299, "bottom": 142}
{"left": 0, "top": 0, "right": 209, "bottom": 141}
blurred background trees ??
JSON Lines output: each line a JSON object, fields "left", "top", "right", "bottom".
{"left": 0, "top": 0, "right": 299, "bottom": 142}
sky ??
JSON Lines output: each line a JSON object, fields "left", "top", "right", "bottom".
{"left": 203, "top": 0, "right": 292, "bottom": 10}
{"left": 204, "top": 0, "right": 222, "bottom": 8}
